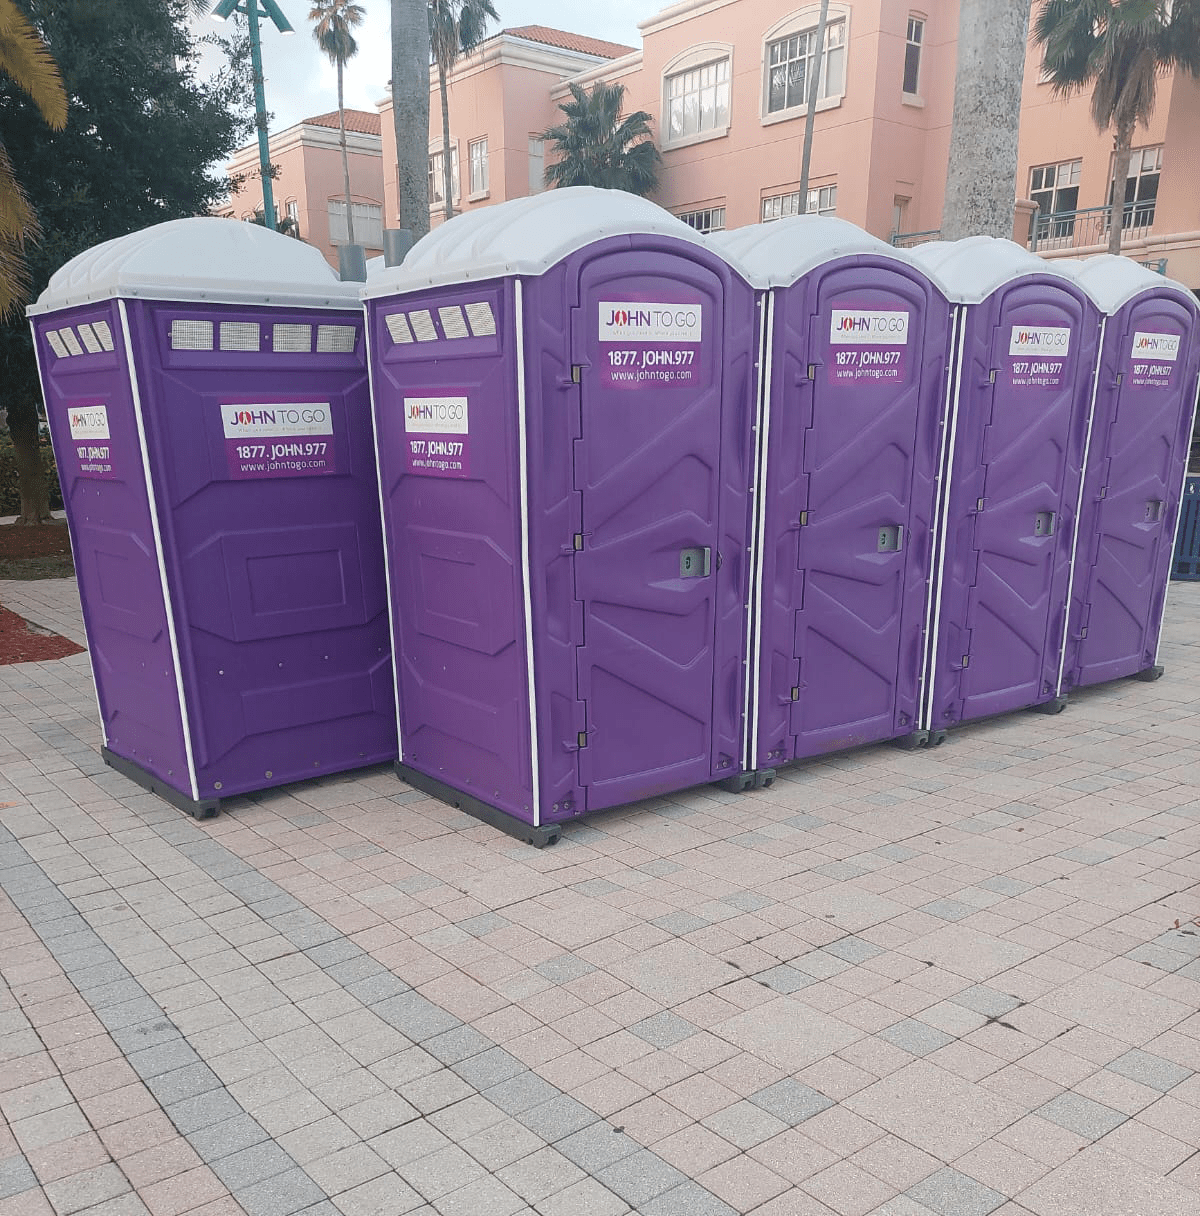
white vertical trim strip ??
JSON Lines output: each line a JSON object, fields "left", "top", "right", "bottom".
{"left": 920, "top": 305, "right": 967, "bottom": 733}
{"left": 1056, "top": 316, "right": 1106, "bottom": 696}
{"left": 747, "top": 291, "right": 775, "bottom": 771}
{"left": 117, "top": 299, "right": 199, "bottom": 802}
{"left": 513, "top": 280, "right": 542, "bottom": 827}
{"left": 1155, "top": 368, "right": 1200, "bottom": 666}
{"left": 29, "top": 321, "right": 109, "bottom": 745}
{"left": 363, "top": 309, "right": 404, "bottom": 761}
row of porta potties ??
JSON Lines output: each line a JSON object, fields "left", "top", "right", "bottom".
{"left": 29, "top": 190, "right": 1200, "bottom": 844}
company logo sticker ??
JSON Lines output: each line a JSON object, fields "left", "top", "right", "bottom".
{"left": 1132, "top": 331, "right": 1180, "bottom": 361}
{"left": 599, "top": 302, "right": 702, "bottom": 343}
{"left": 829, "top": 310, "right": 910, "bottom": 345}
{"left": 1009, "top": 326, "right": 1071, "bottom": 356}
{"left": 68, "top": 404, "right": 110, "bottom": 441}
{"left": 403, "top": 396, "right": 469, "bottom": 435}
{"left": 220, "top": 403, "right": 333, "bottom": 438}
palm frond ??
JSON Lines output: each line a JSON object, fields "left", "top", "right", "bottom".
{"left": 0, "top": 0, "right": 67, "bottom": 129}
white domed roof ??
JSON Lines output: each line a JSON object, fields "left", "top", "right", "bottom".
{"left": 909, "top": 235, "right": 1079, "bottom": 304}
{"left": 1055, "top": 253, "right": 1196, "bottom": 315}
{"left": 363, "top": 186, "right": 709, "bottom": 297}
{"left": 29, "top": 216, "right": 359, "bottom": 314}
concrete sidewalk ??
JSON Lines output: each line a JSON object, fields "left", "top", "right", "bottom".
{"left": 2, "top": 575, "right": 1200, "bottom": 1216}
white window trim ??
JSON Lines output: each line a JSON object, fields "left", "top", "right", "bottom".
{"left": 760, "top": 4, "right": 851, "bottom": 127}
{"left": 427, "top": 136, "right": 460, "bottom": 209}
{"left": 902, "top": 13, "right": 926, "bottom": 104}
{"left": 662, "top": 42, "right": 734, "bottom": 151}
{"left": 467, "top": 137, "right": 489, "bottom": 202}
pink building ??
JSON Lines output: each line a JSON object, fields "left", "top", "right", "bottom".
{"left": 215, "top": 109, "right": 385, "bottom": 269}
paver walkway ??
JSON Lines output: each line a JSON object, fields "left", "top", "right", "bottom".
{"left": 3, "top": 575, "right": 1200, "bottom": 1216}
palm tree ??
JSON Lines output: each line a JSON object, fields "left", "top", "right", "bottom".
{"left": 391, "top": 0, "right": 430, "bottom": 240}
{"left": 1034, "top": 0, "right": 1200, "bottom": 255}
{"left": 0, "top": 0, "right": 67, "bottom": 320}
{"left": 429, "top": 0, "right": 497, "bottom": 222}
{"left": 540, "top": 80, "right": 661, "bottom": 196}
{"left": 942, "top": 0, "right": 1031, "bottom": 239}
{"left": 310, "top": 0, "right": 365, "bottom": 246}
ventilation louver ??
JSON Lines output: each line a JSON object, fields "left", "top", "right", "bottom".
{"left": 465, "top": 301, "right": 496, "bottom": 337}
{"left": 317, "top": 324, "right": 357, "bottom": 353}
{"left": 273, "top": 323, "right": 312, "bottom": 352}
{"left": 171, "top": 319, "right": 214, "bottom": 350}
{"left": 438, "top": 306, "right": 469, "bottom": 339}
{"left": 409, "top": 310, "right": 437, "bottom": 342}
{"left": 220, "top": 322, "right": 260, "bottom": 351}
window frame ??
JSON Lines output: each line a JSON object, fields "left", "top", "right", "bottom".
{"left": 1110, "top": 145, "right": 1162, "bottom": 233}
{"left": 528, "top": 136, "right": 545, "bottom": 195}
{"left": 761, "top": 183, "right": 837, "bottom": 222}
{"left": 662, "top": 43, "right": 734, "bottom": 150}
{"left": 760, "top": 5, "right": 850, "bottom": 127}
{"left": 427, "top": 140, "right": 461, "bottom": 208}
{"left": 327, "top": 199, "right": 384, "bottom": 248}
{"left": 902, "top": 14, "right": 925, "bottom": 100}
{"left": 676, "top": 204, "right": 727, "bottom": 233}
{"left": 1029, "top": 158, "right": 1082, "bottom": 244}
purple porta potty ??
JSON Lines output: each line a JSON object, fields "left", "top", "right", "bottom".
{"left": 28, "top": 218, "right": 395, "bottom": 818}
{"left": 912, "top": 238, "right": 1102, "bottom": 735}
{"left": 1057, "top": 256, "right": 1200, "bottom": 691}
{"left": 364, "top": 187, "right": 758, "bottom": 845}
{"left": 713, "top": 218, "right": 953, "bottom": 774}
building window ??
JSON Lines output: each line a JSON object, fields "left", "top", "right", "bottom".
{"left": 903, "top": 16, "right": 924, "bottom": 96}
{"left": 428, "top": 145, "right": 460, "bottom": 206}
{"left": 528, "top": 137, "right": 545, "bottom": 194}
{"left": 892, "top": 195, "right": 910, "bottom": 237}
{"left": 285, "top": 199, "right": 300, "bottom": 233}
{"left": 761, "top": 184, "right": 837, "bottom": 222}
{"left": 765, "top": 18, "right": 846, "bottom": 115}
{"left": 1030, "top": 159, "right": 1081, "bottom": 242}
{"left": 328, "top": 200, "right": 384, "bottom": 247}
{"left": 666, "top": 57, "right": 731, "bottom": 143}
{"left": 677, "top": 206, "right": 726, "bottom": 233}
{"left": 468, "top": 137, "right": 489, "bottom": 197}
{"left": 1112, "top": 146, "right": 1162, "bottom": 231}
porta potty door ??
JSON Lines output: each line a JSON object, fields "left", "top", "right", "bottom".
{"left": 943, "top": 285, "right": 1095, "bottom": 723}
{"left": 1066, "top": 297, "right": 1200, "bottom": 687}
{"left": 570, "top": 250, "right": 725, "bottom": 810}
{"left": 760, "top": 263, "right": 943, "bottom": 764}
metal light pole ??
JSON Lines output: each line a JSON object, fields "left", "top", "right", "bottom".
{"left": 798, "top": 0, "right": 831, "bottom": 213}
{"left": 212, "top": 0, "right": 294, "bottom": 232}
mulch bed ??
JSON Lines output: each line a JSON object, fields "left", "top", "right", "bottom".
{"left": 0, "top": 522, "right": 83, "bottom": 664}
{"left": 0, "top": 521, "right": 75, "bottom": 580}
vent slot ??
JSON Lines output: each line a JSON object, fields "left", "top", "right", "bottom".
{"left": 77, "top": 323, "right": 103, "bottom": 354}
{"left": 409, "top": 309, "right": 437, "bottom": 342}
{"left": 91, "top": 320, "right": 115, "bottom": 351}
{"left": 385, "top": 313, "right": 413, "bottom": 344}
{"left": 60, "top": 328, "right": 84, "bottom": 356}
{"left": 273, "top": 323, "right": 312, "bottom": 353}
{"left": 317, "top": 324, "right": 356, "bottom": 353}
{"left": 171, "top": 319, "right": 214, "bottom": 350}
{"left": 220, "top": 321, "right": 260, "bottom": 351}
{"left": 465, "top": 300, "right": 496, "bottom": 337}
{"left": 438, "top": 305, "right": 469, "bottom": 339}
{"left": 46, "top": 331, "right": 69, "bottom": 358}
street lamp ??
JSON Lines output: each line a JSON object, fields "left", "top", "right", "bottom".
{"left": 212, "top": 0, "right": 294, "bottom": 232}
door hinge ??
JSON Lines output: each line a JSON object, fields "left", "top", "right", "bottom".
{"left": 571, "top": 364, "right": 582, "bottom": 383}
{"left": 573, "top": 533, "right": 585, "bottom": 551}
{"left": 790, "top": 687, "right": 800, "bottom": 702}
{"left": 577, "top": 730, "right": 588, "bottom": 749}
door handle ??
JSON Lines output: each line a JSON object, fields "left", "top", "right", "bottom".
{"left": 1145, "top": 499, "right": 1164, "bottom": 522}
{"left": 1034, "top": 511, "right": 1056, "bottom": 537}
{"left": 679, "top": 546, "right": 712, "bottom": 578}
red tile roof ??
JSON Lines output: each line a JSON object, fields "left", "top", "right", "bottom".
{"left": 503, "top": 25, "right": 635, "bottom": 60}
{"left": 303, "top": 109, "right": 382, "bottom": 136}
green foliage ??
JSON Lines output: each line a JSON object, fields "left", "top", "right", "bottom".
{"left": 0, "top": 428, "right": 60, "bottom": 515}
{"left": 540, "top": 81, "right": 661, "bottom": 197}
{"left": 0, "top": 0, "right": 255, "bottom": 448}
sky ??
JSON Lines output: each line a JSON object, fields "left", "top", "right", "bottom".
{"left": 194, "top": 1, "right": 661, "bottom": 140}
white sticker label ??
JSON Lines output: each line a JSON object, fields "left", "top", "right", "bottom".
{"left": 598, "top": 302, "right": 703, "bottom": 343}
{"left": 1009, "top": 326, "right": 1071, "bottom": 356}
{"left": 68, "top": 404, "right": 110, "bottom": 440}
{"left": 220, "top": 403, "right": 333, "bottom": 438}
{"left": 830, "top": 310, "right": 910, "bottom": 345}
{"left": 1131, "top": 331, "right": 1180, "bottom": 362}
{"left": 403, "top": 396, "right": 469, "bottom": 434}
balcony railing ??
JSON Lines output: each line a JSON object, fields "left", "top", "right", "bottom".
{"left": 1029, "top": 202, "right": 1156, "bottom": 252}
{"left": 891, "top": 228, "right": 941, "bottom": 249}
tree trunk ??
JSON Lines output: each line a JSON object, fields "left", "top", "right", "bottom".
{"left": 338, "top": 62, "right": 356, "bottom": 247}
{"left": 390, "top": 0, "right": 431, "bottom": 242}
{"left": 438, "top": 61, "right": 453, "bottom": 223}
{"left": 942, "top": 0, "right": 1031, "bottom": 240}
{"left": 9, "top": 411, "right": 51, "bottom": 526}
{"left": 1107, "top": 121, "right": 1135, "bottom": 257}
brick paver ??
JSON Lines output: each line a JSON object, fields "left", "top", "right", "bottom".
{"left": 2, "top": 574, "right": 1200, "bottom": 1215}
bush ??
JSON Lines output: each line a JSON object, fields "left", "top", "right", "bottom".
{"left": 0, "top": 429, "right": 64, "bottom": 516}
